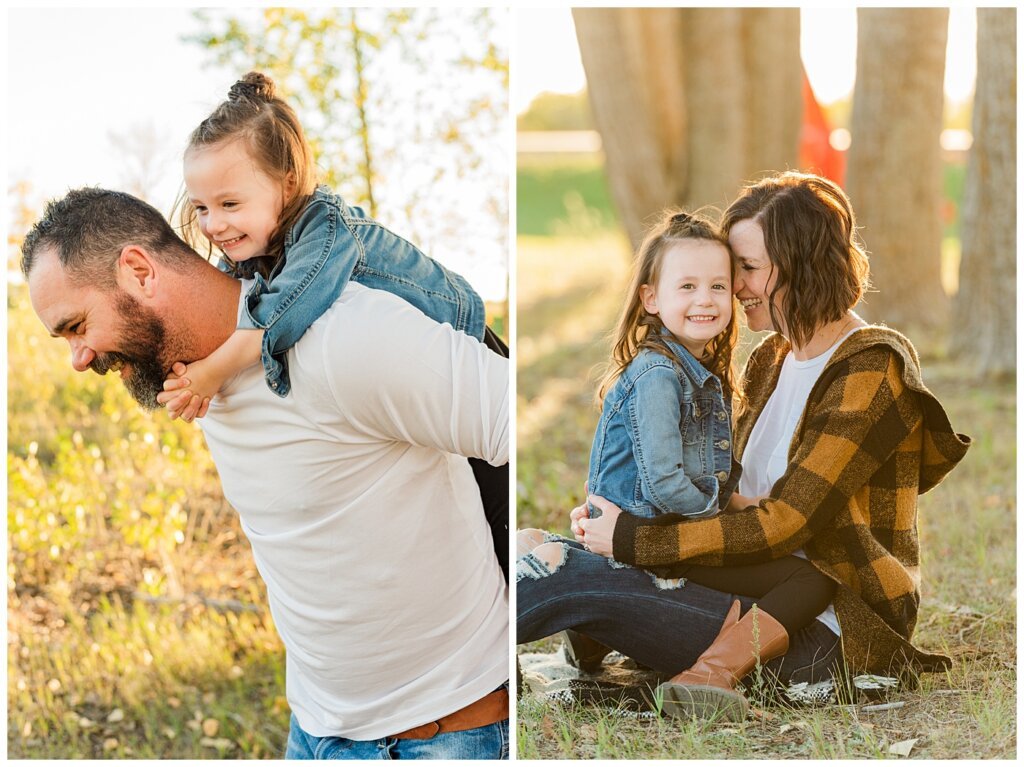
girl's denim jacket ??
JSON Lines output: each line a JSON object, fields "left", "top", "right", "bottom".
{"left": 587, "top": 337, "right": 738, "bottom": 519}
{"left": 233, "top": 185, "right": 486, "bottom": 396}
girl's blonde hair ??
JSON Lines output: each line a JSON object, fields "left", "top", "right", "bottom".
{"left": 598, "top": 209, "right": 743, "bottom": 413}
{"left": 173, "top": 72, "right": 319, "bottom": 279}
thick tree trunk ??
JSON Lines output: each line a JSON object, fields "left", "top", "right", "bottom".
{"left": 845, "top": 8, "right": 949, "bottom": 333}
{"left": 574, "top": 8, "right": 800, "bottom": 249}
{"left": 950, "top": 9, "right": 1016, "bottom": 377}
{"left": 572, "top": 8, "right": 686, "bottom": 247}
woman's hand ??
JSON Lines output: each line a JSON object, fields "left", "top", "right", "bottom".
{"left": 577, "top": 495, "right": 622, "bottom": 557}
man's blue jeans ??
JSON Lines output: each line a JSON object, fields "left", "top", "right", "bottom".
{"left": 285, "top": 712, "right": 509, "bottom": 760}
{"left": 517, "top": 537, "right": 841, "bottom": 685}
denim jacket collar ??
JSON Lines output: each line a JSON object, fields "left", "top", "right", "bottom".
{"left": 657, "top": 331, "right": 715, "bottom": 388}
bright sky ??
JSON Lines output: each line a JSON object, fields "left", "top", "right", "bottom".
{"left": 514, "top": 7, "right": 978, "bottom": 114}
{"left": 7, "top": 8, "right": 509, "bottom": 300}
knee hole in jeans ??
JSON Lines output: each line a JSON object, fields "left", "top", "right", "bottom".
{"left": 532, "top": 541, "right": 568, "bottom": 572}
{"left": 516, "top": 528, "right": 546, "bottom": 558}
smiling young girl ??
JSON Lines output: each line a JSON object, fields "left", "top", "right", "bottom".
{"left": 160, "top": 71, "right": 509, "bottom": 580}
{"left": 161, "top": 71, "right": 498, "bottom": 415}
{"left": 519, "top": 210, "right": 836, "bottom": 720}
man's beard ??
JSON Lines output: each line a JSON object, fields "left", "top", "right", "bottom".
{"left": 90, "top": 292, "right": 170, "bottom": 411}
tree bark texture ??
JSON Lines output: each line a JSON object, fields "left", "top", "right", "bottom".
{"left": 950, "top": 8, "right": 1016, "bottom": 377}
{"left": 574, "top": 8, "right": 801, "bottom": 249}
{"left": 845, "top": 8, "right": 949, "bottom": 332}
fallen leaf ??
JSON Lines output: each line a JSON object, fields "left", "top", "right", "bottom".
{"left": 107, "top": 708, "right": 124, "bottom": 723}
{"left": 167, "top": 697, "right": 181, "bottom": 709}
{"left": 103, "top": 738, "right": 119, "bottom": 752}
{"left": 203, "top": 692, "right": 216, "bottom": 704}
{"left": 162, "top": 727, "right": 176, "bottom": 740}
{"left": 47, "top": 678, "right": 61, "bottom": 693}
{"left": 889, "top": 738, "right": 918, "bottom": 757}
{"left": 540, "top": 714, "right": 555, "bottom": 741}
{"left": 78, "top": 716, "right": 96, "bottom": 730}
{"left": 779, "top": 723, "right": 794, "bottom": 734}
{"left": 202, "top": 718, "right": 220, "bottom": 737}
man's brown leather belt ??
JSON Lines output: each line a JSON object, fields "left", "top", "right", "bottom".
{"left": 388, "top": 687, "right": 509, "bottom": 740}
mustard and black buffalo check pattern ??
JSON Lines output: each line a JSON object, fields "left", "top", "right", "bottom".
{"left": 613, "top": 328, "right": 970, "bottom": 676}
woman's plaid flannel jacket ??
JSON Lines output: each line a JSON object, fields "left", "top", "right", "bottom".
{"left": 612, "top": 327, "right": 970, "bottom": 675}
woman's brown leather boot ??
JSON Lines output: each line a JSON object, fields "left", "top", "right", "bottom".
{"left": 657, "top": 600, "right": 790, "bottom": 722}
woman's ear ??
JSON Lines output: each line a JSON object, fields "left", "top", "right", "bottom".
{"left": 639, "top": 284, "right": 658, "bottom": 315}
{"left": 118, "top": 245, "right": 158, "bottom": 298}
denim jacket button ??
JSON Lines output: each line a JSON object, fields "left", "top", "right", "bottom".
{"left": 271, "top": 381, "right": 279, "bottom": 389}
{"left": 716, "top": 410, "right": 727, "bottom": 422}
{"left": 717, "top": 439, "right": 730, "bottom": 450}
{"left": 716, "top": 470, "right": 729, "bottom": 482}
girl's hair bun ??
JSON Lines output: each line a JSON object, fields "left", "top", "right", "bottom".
{"left": 228, "top": 71, "right": 276, "bottom": 103}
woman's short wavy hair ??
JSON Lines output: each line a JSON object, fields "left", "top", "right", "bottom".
{"left": 722, "top": 172, "right": 871, "bottom": 347}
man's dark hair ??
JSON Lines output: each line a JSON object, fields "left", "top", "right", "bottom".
{"left": 21, "top": 187, "right": 205, "bottom": 288}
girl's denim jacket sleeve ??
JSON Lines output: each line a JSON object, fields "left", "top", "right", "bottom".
{"left": 587, "top": 339, "right": 738, "bottom": 519}
{"left": 235, "top": 185, "right": 486, "bottom": 396}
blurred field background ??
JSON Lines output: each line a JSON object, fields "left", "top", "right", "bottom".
{"left": 8, "top": 8, "right": 507, "bottom": 759}
{"left": 515, "top": 7, "right": 1014, "bottom": 759}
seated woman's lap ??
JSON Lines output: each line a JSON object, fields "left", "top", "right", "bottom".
{"left": 516, "top": 535, "right": 842, "bottom": 685}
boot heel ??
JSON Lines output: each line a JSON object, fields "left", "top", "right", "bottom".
{"left": 657, "top": 681, "right": 749, "bottom": 722}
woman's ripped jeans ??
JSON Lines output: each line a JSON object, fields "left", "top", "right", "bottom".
{"left": 517, "top": 533, "right": 843, "bottom": 688}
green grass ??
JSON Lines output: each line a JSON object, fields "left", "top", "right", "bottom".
{"left": 515, "top": 233, "right": 1016, "bottom": 759}
{"left": 517, "top": 153, "right": 618, "bottom": 237}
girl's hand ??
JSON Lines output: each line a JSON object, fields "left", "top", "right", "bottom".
{"left": 570, "top": 481, "right": 591, "bottom": 540}
{"left": 569, "top": 501, "right": 590, "bottom": 541}
{"left": 157, "top": 362, "right": 212, "bottom": 422}
{"left": 577, "top": 494, "right": 622, "bottom": 557}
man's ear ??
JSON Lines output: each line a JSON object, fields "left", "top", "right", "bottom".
{"left": 639, "top": 284, "right": 658, "bottom": 316}
{"left": 117, "top": 246, "right": 158, "bottom": 298}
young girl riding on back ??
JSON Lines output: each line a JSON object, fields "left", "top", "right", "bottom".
{"left": 159, "top": 71, "right": 499, "bottom": 418}
{"left": 524, "top": 210, "right": 836, "bottom": 719}
{"left": 159, "top": 71, "right": 509, "bottom": 580}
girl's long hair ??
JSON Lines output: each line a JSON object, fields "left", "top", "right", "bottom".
{"left": 172, "top": 72, "right": 319, "bottom": 279}
{"left": 597, "top": 209, "right": 743, "bottom": 414}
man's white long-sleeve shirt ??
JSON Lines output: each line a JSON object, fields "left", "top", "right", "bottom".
{"left": 199, "top": 282, "right": 509, "bottom": 740}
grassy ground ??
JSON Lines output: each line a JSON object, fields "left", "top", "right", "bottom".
{"left": 515, "top": 230, "right": 1016, "bottom": 759}
{"left": 8, "top": 286, "right": 289, "bottom": 759}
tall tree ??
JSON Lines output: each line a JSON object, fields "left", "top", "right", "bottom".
{"left": 573, "top": 8, "right": 801, "bottom": 249}
{"left": 950, "top": 9, "right": 1016, "bottom": 377}
{"left": 844, "top": 8, "right": 949, "bottom": 333}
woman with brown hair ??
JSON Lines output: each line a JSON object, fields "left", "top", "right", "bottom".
{"left": 517, "top": 171, "right": 970, "bottom": 721}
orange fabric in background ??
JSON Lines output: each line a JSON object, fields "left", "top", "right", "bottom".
{"left": 799, "top": 70, "right": 845, "bottom": 186}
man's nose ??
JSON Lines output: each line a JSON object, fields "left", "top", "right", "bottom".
{"left": 69, "top": 337, "right": 96, "bottom": 373}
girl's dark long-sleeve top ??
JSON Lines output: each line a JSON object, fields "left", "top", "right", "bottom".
{"left": 611, "top": 327, "right": 970, "bottom": 675}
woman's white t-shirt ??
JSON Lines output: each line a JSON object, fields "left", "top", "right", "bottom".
{"left": 738, "top": 328, "right": 863, "bottom": 636}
